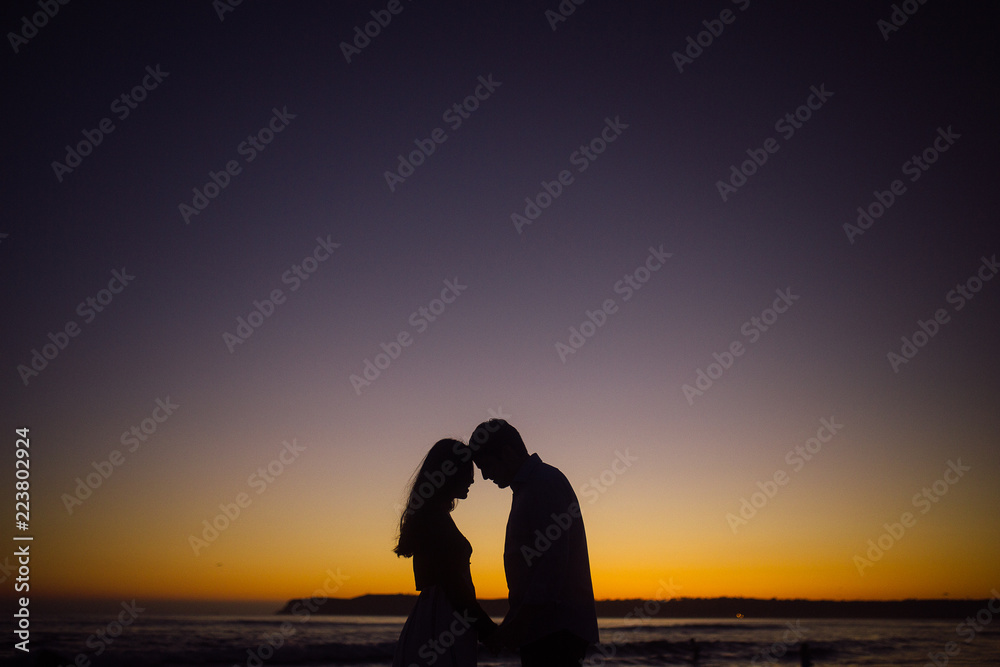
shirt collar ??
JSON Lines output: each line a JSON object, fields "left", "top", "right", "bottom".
{"left": 510, "top": 453, "right": 541, "bottom": 492}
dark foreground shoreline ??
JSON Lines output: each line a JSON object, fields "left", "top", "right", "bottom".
{"left": 277, "top": 593, "right": 996, "bottom": 619}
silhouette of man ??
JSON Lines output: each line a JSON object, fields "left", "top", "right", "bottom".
{"left": 469, "top": 419, "right": 599, "bottom": 667}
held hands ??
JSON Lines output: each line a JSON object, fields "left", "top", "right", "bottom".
{"left": 482, "top": 633, "right": 504, "bottom": 654}
{"left": 480, "top": 621, "right": 505, "bottom": 654}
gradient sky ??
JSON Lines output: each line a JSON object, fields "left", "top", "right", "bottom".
{"left": 2, "top": 1, "right": 999, "bottom": 611}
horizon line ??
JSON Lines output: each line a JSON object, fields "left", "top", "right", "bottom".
{"left": 20, "top": 593, "right": 994, "bottom": 603}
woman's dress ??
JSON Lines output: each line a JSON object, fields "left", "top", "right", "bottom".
{"left": 393, "top": 510, "right": 495, "bottom": 667}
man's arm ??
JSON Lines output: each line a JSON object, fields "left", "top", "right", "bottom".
{"left": 499, "top": 477, "right": 582, "bottom": 646}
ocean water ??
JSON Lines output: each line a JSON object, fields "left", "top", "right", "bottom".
{"left": 4, "top": 614, "right": 999, "bottom": 666}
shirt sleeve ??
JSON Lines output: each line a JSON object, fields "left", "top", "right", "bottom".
{"left": 505, "top": 472, "right": 583, "bottom": 610}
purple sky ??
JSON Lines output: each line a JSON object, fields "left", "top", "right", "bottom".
{"left": 2, "top": 1, "right": 998, "bottom": 606}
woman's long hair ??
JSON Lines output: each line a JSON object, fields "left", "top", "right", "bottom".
{"left": 394, "top": 438, "right": 472, "bottom": 557}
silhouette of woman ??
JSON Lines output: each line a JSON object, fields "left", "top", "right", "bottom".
{"left": 393, "top": 439, "right": 497, "bottom": 666}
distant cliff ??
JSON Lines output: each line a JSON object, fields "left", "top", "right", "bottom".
{"left": 277, "top": 594, "right": 991, "bottom": 619}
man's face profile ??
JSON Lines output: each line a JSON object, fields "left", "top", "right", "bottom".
{"left": 475, "top": 450, "right": 510, "bottom": 489}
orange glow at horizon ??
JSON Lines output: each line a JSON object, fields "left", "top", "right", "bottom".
{"left": 38, "top": 480, "right": 998, "bottom": 604}
{"left": 33, "top": 395, "right": 999, "bottom": 607}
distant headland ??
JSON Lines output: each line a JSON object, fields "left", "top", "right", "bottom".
{"left": 277, "top": 594, "right": 993, "bottom": 619}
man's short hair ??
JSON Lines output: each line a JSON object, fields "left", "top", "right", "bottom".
{"left": 469, "top": 419, "right": 527, "bottom": 460}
